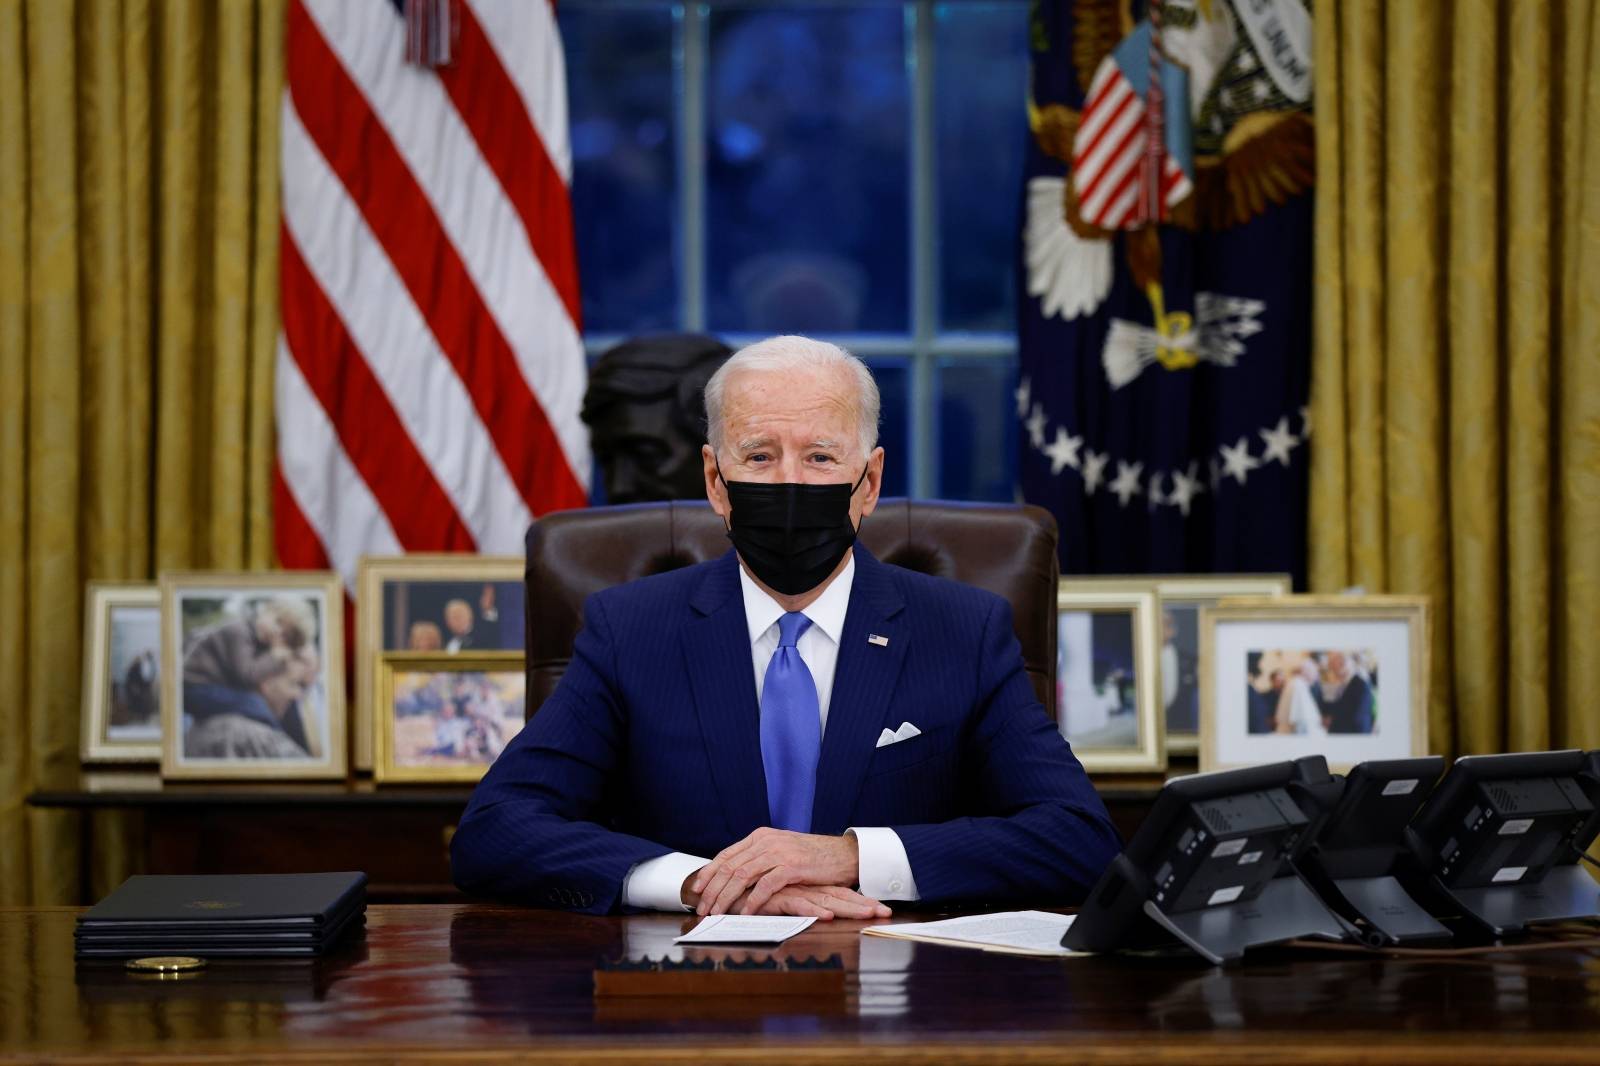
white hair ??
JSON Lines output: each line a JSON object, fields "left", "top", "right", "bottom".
{"left": 253, "top": 596, "right": 318, "bottom": 643}
{"left": 703, "top": 335, "right": 881, "bottom": 458}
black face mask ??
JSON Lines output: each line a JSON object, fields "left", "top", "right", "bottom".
{"left": 717, "top": 462, "right": 869, "bottom": 596}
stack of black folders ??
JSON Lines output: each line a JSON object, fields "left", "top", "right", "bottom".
{"left": 75, "top": 872, "right": 367, "bottom": 960}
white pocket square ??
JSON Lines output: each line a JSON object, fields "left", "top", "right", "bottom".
{"left": 874, "top": 721, "right": 923, "bottom": 749}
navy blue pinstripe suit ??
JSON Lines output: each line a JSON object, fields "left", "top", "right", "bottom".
{"left": 450, "top": 544, "right": 1122, "bottom": 914}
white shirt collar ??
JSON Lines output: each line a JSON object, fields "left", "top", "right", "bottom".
{"left": 738, "top": 552, "right": 855, "bottom": 648}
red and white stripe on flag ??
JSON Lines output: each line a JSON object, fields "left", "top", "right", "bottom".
{"left": 1070, "top": 58, "right": 1192, "bottom": 231}
{"left": 276, "top": 0, "right": 589, "bottom": 588}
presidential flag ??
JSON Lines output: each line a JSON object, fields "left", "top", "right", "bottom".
{"left": 1018, "top": 0, "right": 1313, "bottom": 579}
{"left": 275, "top": 0, "right": 588, "bottom": 586}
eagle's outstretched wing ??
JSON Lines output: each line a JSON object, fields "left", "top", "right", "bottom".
{"left": 1191, "top": 111, "right": 1315, "bottom": 231}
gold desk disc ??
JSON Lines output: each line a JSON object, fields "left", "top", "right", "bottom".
{"left": 125, "top": 956, "right": 207, "bottom": 973}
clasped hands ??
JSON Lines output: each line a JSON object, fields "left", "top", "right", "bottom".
{"left": 681, "top": 827, "right": 892, "bottom": 921}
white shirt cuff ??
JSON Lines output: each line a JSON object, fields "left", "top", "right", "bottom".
{"left": 848, "top": 826, "right": 920, "bottom": 901}
{"left": 622, "top": 851, "right": 709, "bottom": 912}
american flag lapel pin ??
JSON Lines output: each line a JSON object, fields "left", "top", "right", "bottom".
{"left": 867, "top": 634, "right": 890, "bottom": 647}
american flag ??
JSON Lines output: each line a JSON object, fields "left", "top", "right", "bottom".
{"left": 1070, "top": 22, "right": 1191, "bottom": 230}
{"left": 275, "top": 0, "right": 588, "bottom": 587}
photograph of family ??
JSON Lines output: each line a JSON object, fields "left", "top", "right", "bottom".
{"left": 380, "top": 660, "right": 526, "bottom": 783}
{"left": 1245, "top": 648, "right": 1379, "bottom": 736}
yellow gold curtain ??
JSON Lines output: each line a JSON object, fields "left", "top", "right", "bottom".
{"left": 0, "top": 0, "right": 284, "bottom": 905}
{"left": 1310, "top": 0, "right": 1600, "bottom": 757}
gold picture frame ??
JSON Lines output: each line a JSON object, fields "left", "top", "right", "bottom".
{"left": 160, "top": 571, "right": 347, "bottom": 781}
{"left": 1055, "top": 584, "right": 1166, "bottom": 773}
{"left": 1199, "top": 595, "right": 1430, "bottom": 775}
{"left": 375, "top": 651, "right": 527, "bottom": 784}
{"left": 354, "top": 555, "right": 525, "bottom": 772}
{"left": 80, "top": 583, "right": 163, "bottom": 764}
{"left": 1152, "top": 576, "right": 1291, "bottom": 754}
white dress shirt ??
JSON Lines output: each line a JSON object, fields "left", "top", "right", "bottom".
{"left": 622, "top": 555, "right": 921, "bottom": 911}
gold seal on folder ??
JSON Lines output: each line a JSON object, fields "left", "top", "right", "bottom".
{"left": 125, "top": 956, "right": 207, "bottom": 973}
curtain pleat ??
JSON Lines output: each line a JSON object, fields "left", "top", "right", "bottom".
{"left": 0, "top": 0, "right": 33, "bottom": 904}
{"left": 1503, "top": 0, "right": 1553, "bottom": 754}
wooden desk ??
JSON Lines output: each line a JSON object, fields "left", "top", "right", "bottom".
{"left": 4, "top": 904, "right": 1600, "bottom": 1064}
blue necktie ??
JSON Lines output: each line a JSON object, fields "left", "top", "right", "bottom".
{"left": 760, "top": 612, "right": 820, "bottom": 832}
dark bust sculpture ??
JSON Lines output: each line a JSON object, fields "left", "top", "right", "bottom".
{"left": 581, "top": 334, "right": 734, "bottom": 504}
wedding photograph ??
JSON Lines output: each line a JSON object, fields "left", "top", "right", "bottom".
{"left": 1054, "top": 585, "right": 1164, "bottom": 773}
{"left": 1244, "top": 648, "right": 1379, "bottom": 736}
{"left": 1201, "top": 597, "right": 1429, "bottom": 774}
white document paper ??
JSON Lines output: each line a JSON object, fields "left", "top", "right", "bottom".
{"left": 673, "top": 914, "right": 818, "bottom": 944}
{"left": 861, "top": 910, "right": 1087, "bottom": 957}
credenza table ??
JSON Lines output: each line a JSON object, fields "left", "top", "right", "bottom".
{"left": 26, "top": 773, "right": 1172, "bottom": 902}
{"left": 4, "top": 903, "right": 1600, "bottom": 1064}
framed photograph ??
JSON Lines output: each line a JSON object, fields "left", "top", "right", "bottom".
{"left": 1199, "top": 596, "right": 1430, "bottom": 774}
{"left": 375, "top": 652, "right": 527, "bottom": 783}
{"left": 160, "top": 572, "right": 346, "bottom": 780}
{"left": 1057, "top": 575, "right": 1291, "bottom": 756}
{"left": 1152, "top": 576, "right": 1291, "bottom": 755}
{"left": 80, "top": 583, "right": 163, "bottom": 763}
{"left": 1055, "top": 586, "right": 1165, "bottom": 773}
{"left": 355, "top": 555, "right": 525, "bottom": 772}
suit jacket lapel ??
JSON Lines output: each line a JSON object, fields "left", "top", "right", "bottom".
{"left": 811, "top": 546, "right": 908, "bottom": 835}
{"left": 682, "top": 550, "right": 770, "bottom": 838}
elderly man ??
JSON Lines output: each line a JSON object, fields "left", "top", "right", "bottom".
{"left": 451, "top": 336, "right": 1120, "bottom": 918}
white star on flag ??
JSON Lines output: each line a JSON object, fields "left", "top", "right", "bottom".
{"left": 1082, "top": 450, "right": 1109, "bottom": 495}
{"left": 1259, "top": 417, "right": 1299, "bottom": 466}
{"left": 1043, "top": 426, "right": 1083, "bottom": 474}
{"left": 1015, "top": 377, "right": 1031, "bottom": 419}
{"left": 1147, "top": 471, "right": 1167, "bottom": 510}
{"left": 1219, "top": 436, "right": 1260, "bottom": 485}
{"left": 1026, "top": 404, "right": 1048, "bottom": 449}
{"left": 1167, "top": 462, "right": 1205, "bottom": 516}
{"left": 1108, "top": 461, "right": 1144, "bottom": 507}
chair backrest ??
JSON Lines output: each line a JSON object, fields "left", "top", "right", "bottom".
{"left": 524, "top": 498, "right": 1060, "bottom": 719}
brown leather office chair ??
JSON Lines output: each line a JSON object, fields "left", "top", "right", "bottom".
{"left": 524, "top": 498, "right": 1060, "bottom": 720}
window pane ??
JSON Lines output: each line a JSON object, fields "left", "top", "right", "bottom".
{"left": 866, "top": 359, "right": 910, "bottom": 499}
{"left": 935, "top": 2, "right": 1029, "bottom": 333}
{"left": 706, "top": 7, "right": 910, "bottom": 334}
{"left": 559, "top": 5, "right": 678, "bottom": 334}
{"left": 936, "top": 357, "right": 1017, "bottom": 501}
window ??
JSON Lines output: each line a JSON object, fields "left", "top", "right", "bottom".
{"left": 559, "top": 0, "right": 1029, "bottom": 500}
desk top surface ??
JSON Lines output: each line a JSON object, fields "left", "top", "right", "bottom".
{"left": 4, "top": 904, "right": 1600, "bottom": 1064}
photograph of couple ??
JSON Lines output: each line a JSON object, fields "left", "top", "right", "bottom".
{"left": 178, "top": 593, "right": 329, "bottom": 761}
{"left": 1245, "top": 648, "right": 1379, "bottom": 736}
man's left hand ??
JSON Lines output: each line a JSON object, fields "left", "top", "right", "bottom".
{"left": 692, "top": 828, "right": 859, "bottom": 916}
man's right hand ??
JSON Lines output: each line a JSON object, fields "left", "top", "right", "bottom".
{"left": 681, "top": 871, "right": 889, "bottom": 920}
